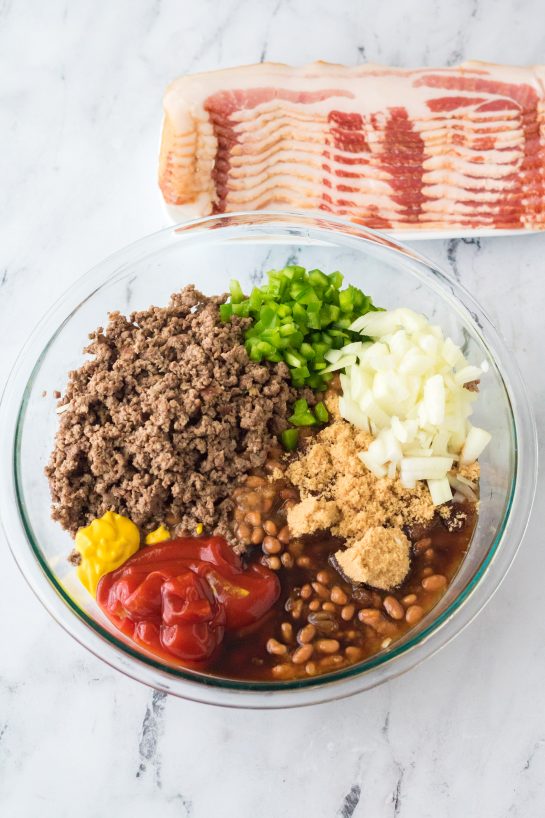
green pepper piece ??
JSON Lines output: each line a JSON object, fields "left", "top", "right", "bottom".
{"left": 285, "top": 350, "right": 305, "bottom": 368}
{"left": 338, "top": 288, "right": 354, "bottom": 313}
{"left": 328, "top": 271, "right": 343, "bottom": 289}
{"left": 308, "top": 269, "right": 330, "bottom": 290}
{"left": 229, "top": 279, "right": 245, "bottom": 304}
{"left": 306, "top": 302, "right": 322, "bottom": 329}
{"left": 300, "top": 342, "right": 316, "bottom": 359}
{"left": 280, "top": 428, "right": 299, "bottom": 452}
{"left": 219, "top": 303, "right": 233, "bottom": 322}
{"left": 288, "top": 408, "right": 316, "bottom": 426}
{"left": 232, "top": 302, "right": 250, "bottom": 317}
{"left": 249, "top": 287, "right": 263, "bottom": 312}
{"left": 315, "top": 402, "right": 329, "bottom": 423}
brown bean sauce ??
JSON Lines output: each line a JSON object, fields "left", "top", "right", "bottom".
{"left": 205, "top": 500, "right": 477, "bottom": 682}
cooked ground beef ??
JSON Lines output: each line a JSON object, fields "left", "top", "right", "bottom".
{"left": 46, "top": 285, "right": 299, "bottom": 541}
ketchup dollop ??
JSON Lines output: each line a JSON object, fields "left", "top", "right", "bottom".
{"left": 97, "top": 537, "right": 280, "bottom": 667}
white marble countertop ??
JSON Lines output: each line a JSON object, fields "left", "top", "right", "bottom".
{"left": 1, "top": 1, "right": 544, "bottom": 815}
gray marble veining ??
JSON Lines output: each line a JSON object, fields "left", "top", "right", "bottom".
{"left": 1, "top": 0, "right": 544, "bottom": 815}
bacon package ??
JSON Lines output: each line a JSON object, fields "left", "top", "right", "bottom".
{"left": 158, "top": 61, "right": 545, "bottom": 236}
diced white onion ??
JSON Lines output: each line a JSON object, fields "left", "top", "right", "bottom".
{"left": 454, "top": 365, "right": 483, "bottom": 386}
{"left": 358, "top": 450, "right": 387, "bottom": 477}
{"left": 337, "top": 306, "right": 491, "bottom": 504}
{"left": 460, "top": 426, "right": 492, "bottom": 465}
{"left": 323, "top": 354, "right": 357, "bottom": 373}
{"left": 448, "top": 474, "right": 478, "bottom": 502}
{"left": 427, "top": 477, "right": 453, "bottom": 505}
{"left": 400, "top": 456, "right": 454, "bottom": 481}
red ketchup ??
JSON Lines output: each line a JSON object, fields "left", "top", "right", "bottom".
{"left": 97, "top": 537, "right": 280, "bottom": 667}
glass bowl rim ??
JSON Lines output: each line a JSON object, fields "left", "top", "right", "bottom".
{"left": 0, "top": 210, "right": 537, "bottom": 707}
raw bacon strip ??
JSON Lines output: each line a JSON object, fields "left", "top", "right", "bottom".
{"left": 159, "top": 61, "right": 545, "bottom": 233}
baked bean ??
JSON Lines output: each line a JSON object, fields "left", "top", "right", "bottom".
{"left": 297, "top": 624, "right": 316, "bottom": 644}
{"left": 263, "top": 536, "right": 282, "bottom": 555}
{"left": 345, "top": 646, "right": 363, "bottom": 662}
{"left": 292, "top": 644, "right": 314, "bottom": 664}
{"left": 272, "top": 664, "right": 293, "bottom": 679}
{"left": 234, "top": 508, "right": 245, "bottom": 522}
{"left": 246, "top": 510, "right": 262, "bottom": 527}
{"left": 381, "top": 638, "right": 393, "bottom": 649}
{"left": 297, "top": 556, "right": 311, "bottom": 568}
{"left": 280, "top": 622, "right": 294, "bottom": 643}
{"left": 265, "top": 460, "right": 283, "bottom": 473}
{"left": 405, "top": 605, "right": 424, "bottom": 625}
{"left": 266, "top": 638, "right": 287, "bottom": 656}
{"left": 421, "top": 566, "right": 433, "bottom": 577}
{"left": 278, "top": 525, "right": 291, "bottom": 544}
{"left": 414, "top": 537, "right": 432, "bottom": 553}
{"left": 316, "top": 570, "right": 331, "bottom": 585}
{"left": 319, "top": 655, "right": 344, "bottom": 669}
{"left": 267, "top": 556, "right": 281, "bottom": 571}
{"left": 300, "top": 583, "right": 313, "bottom": 600}
{"left": 263, "top": 520, "right": 278, "bottom": 536}
{"left": 344, "top": 630, "right": 358, "bottom": 640}
{"left": 261, "top": 496, "right": 274, "bottom": 513}
{"left": 245, "top": 475, "right": 267, "bottom": 488}
{"left": 308, "top": 599, "right": 321, "bottom": 612}
{"left": 243, "top": 491, "right": 260, "bottom": 509}
{"left": 422, "top": 574, "right": 447, "bottom": 592}
{"left": 305, "top": 661, "right": 318, "bottom": 676}
{"left": 358, "top": 608, "right": 382, "bottom": 627}
{"left": 237, "top": 523, "right": 252, "bottom": 543}
{"left": 307, "top": 611, "right": 338, "bottom": 635}
{"left": 251, "top": 527, "right": 264, "bottom": 545}
{"left": 402, "top": 594, "right": 417, "bottom": 606}
{"left": 232, "top": 486, "right": 246, "bottom": 498}
{"left": 330, "top": 586, "right": 348, "bottom": 606}
{"left": 341, "top": 604, "right": 355, "bottom": 621}
{"left": 290, "top": 599, "right": 304, "bottom": 619}
{"left": 311, "top": 582, "right": 330, "bottom": 599}
{"left": 316, "top": 639, "right": 340, "bottom": 654}
{"left": 322, "top": 601, "right": 336, "bottom": 613}
{"left": 424, "top": 548, "right": 435, "bottom": 560}
{"left": 281, "top": 552, "right": 294, "bottom": 569}
{"left": 383, "top": 595, "right": 404, "bottom": 621}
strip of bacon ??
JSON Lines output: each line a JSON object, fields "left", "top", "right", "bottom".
{"left": 159, "top": 61, "right": 545, "bottom": 233}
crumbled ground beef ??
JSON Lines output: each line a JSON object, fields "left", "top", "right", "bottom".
{"left": 46, "top": 286, "right": 300, "bottom": 542}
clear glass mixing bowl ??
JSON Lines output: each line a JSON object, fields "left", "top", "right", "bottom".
{"left": 0, "top": 212, "right": 537, "bottom": 708}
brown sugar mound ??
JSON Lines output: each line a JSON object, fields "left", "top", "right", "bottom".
{"left": 287, "top": 496, "right": 340, "bottom": 537}
{"left": 287, "top": 419, "right": 436, "bottom": 537}
{"left": 334, "top": 527, "right": 411, "bottom": 590}
{"left": 286, "top": 418, "right": 437, "bottom": 589}
{"left": 46, "top": 286, "right": 298, "bottom": 538}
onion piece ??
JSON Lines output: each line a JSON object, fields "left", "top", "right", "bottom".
{"left": 400, "top": 456, "right": 454, "bottom": 482}
{"left": 427, "top": 477, "right": 453, "bottom": 505}
{"left": 448, "top": 473, "right": 478, "bottom": 502}
{"left": 460, "top": 426, "right": 492, "bottom": 464}
{"left": 358, "top": 450, "right": 387, "bottom": 478}
{"left": 454, "top": 365, "right": 483, "bottom": 386}
{"left": 322, "top": 354, "right": 357, "bottom": 373}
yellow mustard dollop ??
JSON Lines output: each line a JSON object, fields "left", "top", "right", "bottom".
{"left": 145, "top": 525, "right": 171, "bottom": 545}
{"left": 75, "top": 511, "right": 140, "bottom": 595}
